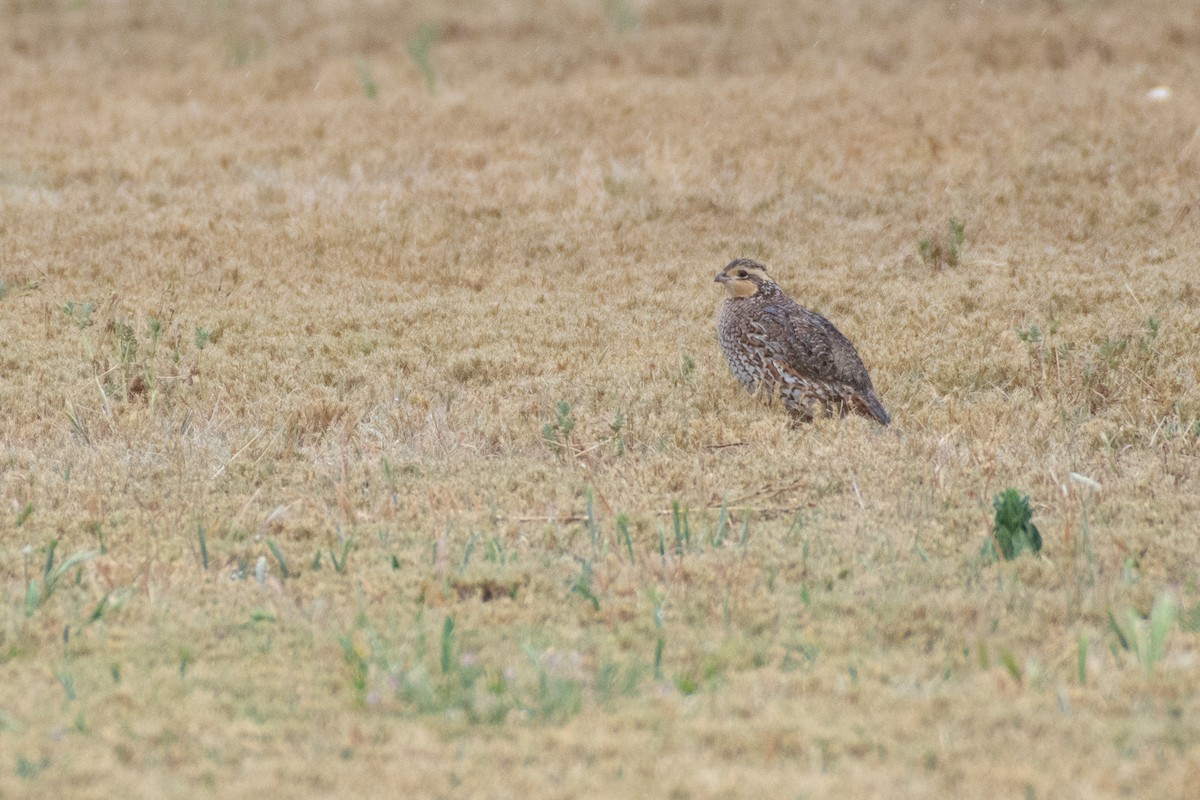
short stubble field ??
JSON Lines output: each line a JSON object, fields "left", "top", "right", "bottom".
{"left": 2, "top": 1, "right": 1200, "bottom": 797}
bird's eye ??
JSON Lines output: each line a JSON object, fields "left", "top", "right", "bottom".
{"left": 737, "top": 270, "right": 749, "bottom": 279}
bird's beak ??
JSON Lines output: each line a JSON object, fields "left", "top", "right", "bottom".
{"left": 714, "top": 272, "right": 728, "bottom": 283}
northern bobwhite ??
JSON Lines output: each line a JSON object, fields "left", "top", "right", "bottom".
{"left": 715, "top": 258, "right": 891, "bottom": 425}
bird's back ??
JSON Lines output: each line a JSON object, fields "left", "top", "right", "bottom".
{"left": 718, "top": 291, "right": 890, "bottom": 425}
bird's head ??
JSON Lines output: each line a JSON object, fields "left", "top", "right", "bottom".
{"left": 714, "top": 258, "right": 772, "bottom": 298}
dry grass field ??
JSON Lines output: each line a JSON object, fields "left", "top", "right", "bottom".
{"left": 2, "top": 0, "right": 1200, "bottom": 797}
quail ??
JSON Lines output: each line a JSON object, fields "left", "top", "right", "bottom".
{"left": 715, "top": 258, "right": 890, "bottom": 425}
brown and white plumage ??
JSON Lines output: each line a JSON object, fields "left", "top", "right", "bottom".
{"left": 714, "top": 258, "right": 890, "bottom": 425}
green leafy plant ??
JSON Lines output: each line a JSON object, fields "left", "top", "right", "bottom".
{"left": 339, "top": 634, "right": 370, "bottom": 698}
{"left": 674, "top": 354, "right": 696, "bottom": 386}
{"left": 407, "top": 23, "right": 439, "bottom": 93}
{"left": 356, "top": 58, "right": 379, "bottom": 100}
{"left": 1144, "top": 316, "right": 1161, "bottom": 342}
{"left": 24, "top": 540, "right": 99, "bottom": 617}
{"left": 72, "top": 315, "right": 169, "bottom": 405}
{"left": 610, "top": 407, "right": 626, "bottom": 455}
{"left": 56, "top": 667, "right": 77, "bottom": 700}
{"left": 1015, "top": 319, "right": 1064, "bottom": 365}
{"left": 330, "top": 537, "right": 352, "bottom": 574}
{"left": 542, "top": 400, "right": 576, "bottom": 455}
{"left": 1080, "top": 317, "right": 1163, "bottom": 415}
{"left": 981, "top": 489, "right": 1042, "bottom": 561}
{"left": 62, "top": 400, "right": 89, "bottom": 443}
{"left": 227, "top": 32, "right": 267, "bottom": 65}
{"left": 948, "top": 218, "right": 965, "bottom": 262}
{"left": 374, "top": 615, "right": 638, "bottom": 724}
{"left": 525, "top": 648, "right": 584, "bottom": 721}
{"left": 0, "top": 277, "right": 37, "bottom": 300}
{"left": 571, "top": 560, "right": 601, "bottom": 611}
{"left": 59, "top": 311, "right": 178, "bottom": 410}
{"left": 998, "top": 647, "right": 1022, "bottom": 684}
{"left": 484, "top": 537, "right": 516, "bottom": 565}
{"left": 604, "top": 0, "right": 639, "bottom": 32}
{"left": 16, "top": 754, "right": 49, "bottom": 780}
{"left": 63, "top": 300, "right": 96, "bottom": 329}
{"left": 917, "top": 218, "right": 965, "bottom": 269}
{"left": 1109, "top": 592, "right": 1178, "bottom": 673}
{"left": 1015, "top": 324, "right": 1042, "bottom": 345}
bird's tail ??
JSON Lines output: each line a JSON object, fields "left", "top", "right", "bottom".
{"left": 856, "top": 391, "right": 891, "bottom": 426}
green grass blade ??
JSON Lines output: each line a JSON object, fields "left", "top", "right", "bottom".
{"left": 713, "top": 498, "right": 728, "bottom": 547}
{"left": 1148, "top": 592, "right": 1178, "bottom": 669}
{"left": 440, "top": 616, "right": 456, "bottom": 674}
{"left": 672, "top": 500, "right": 683, "bottom": 555}
{"left": 86, "top": 594, "right": 111, "bottom": 626}
{"left": 267, "top": 539, "right": 290, "bottom": 579}
{"left": 617, "top": 514, "right": 634, "bottom": 563}
{"left": 1077, "top": 633, "right": 1088, "bottom": 686}
{"left": 24, "top": 580, "right": 41, "bottom": 617}
{"left": 43, "top": 539, "right": 58, "bottom": 581}
{"left": 460, "top": 532, "right": 478, "bottom": 574}
{"left": 197, "top": 524, "right": 209, "bottom": 571}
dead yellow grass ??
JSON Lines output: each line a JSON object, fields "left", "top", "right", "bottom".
{"left": 2, "top": 0, "right": 1200, "bottom": 797}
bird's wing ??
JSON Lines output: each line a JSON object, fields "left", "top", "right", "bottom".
{"left": 756, "top": 300, "right": 874, "bottom": 391}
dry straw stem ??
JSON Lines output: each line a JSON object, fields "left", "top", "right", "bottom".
{"left": 1, "top": 1, "right": 1200, "bottom": 798}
